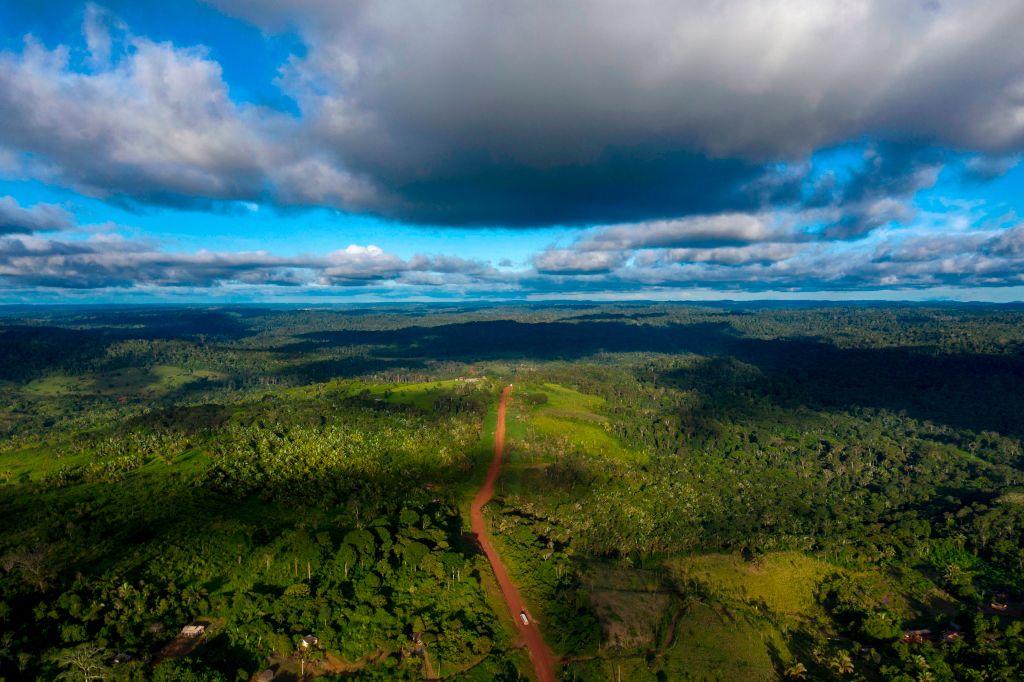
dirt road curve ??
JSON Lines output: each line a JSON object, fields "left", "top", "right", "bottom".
{"left": 471, "top": 385, "right": 558, "bottom": 682}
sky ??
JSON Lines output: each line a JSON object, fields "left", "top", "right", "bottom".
{"left": 1, "top": 1, "right": 1024, "bottom": 303}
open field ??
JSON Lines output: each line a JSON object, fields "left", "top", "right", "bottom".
{"left": 23, "top": 365, "right": 224, "bottom": 398}
{"left": 665, "top": 551, "right": 834, "bottom": 620}
{"left": 659, "top": 602, "right": 789, "bottom": 682}
{"left": 522, "top": 382, "right": 645, "bottom": 464}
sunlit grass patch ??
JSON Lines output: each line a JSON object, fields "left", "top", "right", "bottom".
{"left": 23, "top": 374, "right": 88, "bottom": 396}
{"left": 665, "top": 551, "right": 834, "bottom": 620}
{"left": 519, "top": 382, "right": 644, "bottom": 464}
{"left": 997, "top": 491, "right": 1024, "bottom": 505}
{"left": 660, "top": 602, "right": 790, "bottom": 681}
{"left": 23, "top": 365, "right": 222, "bottom": 398}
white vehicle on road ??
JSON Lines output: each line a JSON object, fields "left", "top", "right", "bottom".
{"left": 519, "top": 610, "right": 530, "bottom": 625}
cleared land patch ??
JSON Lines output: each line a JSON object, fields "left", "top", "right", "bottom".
{"left": 660, "top": 602, "right": 789, "bottom": 682}
{"left": 666, "top": 551, "right": 834, "bottom": 620}
{"left": 525, "top": 383, "right": 644, "bottom": 463}
{"left": 23, "top": 365, "right": 222, "bottom": 398}
{"left": 591, "top": 589, "right": 671, "bottom": 649}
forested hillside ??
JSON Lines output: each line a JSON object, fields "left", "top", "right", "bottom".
{"left": 0, "top": 304, "right": 1022, "bottom": 681}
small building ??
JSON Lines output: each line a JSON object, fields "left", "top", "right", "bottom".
{"left": 300, "top": 634, "right": 319, "bottom": 649}
{"left": 942, "top": 631, "right": 965, "bottom": 643}
{"left": 252, "top": 670, "right": 274, "bottom": 682}
{"left": 112, "top": 653, "right": 132, "bottom": 665}
{"left": 900, "top": 629, "right": 931, "bottom": 644}
{"left": 181, "top": 624, "right": 206, "bottom": 637}
{"left": 990, "top": 602, "right": 1008, "bottom": 611}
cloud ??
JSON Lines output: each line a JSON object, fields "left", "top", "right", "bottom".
{"left": 533, "top": 248, "right": 628, "bottom": 274}
{"left": 3, "top": 2, "right": 1023, "bottom": 227}
{"left": 82, "top": 3, "right": 120, "bottom": 68}
{"left": 566, "top": 218, "right": 1024, "bottom": 292}
{"left": 634, "top": 243, "right": 803, "bottom": 267}
{"left": 407, "top": 254, "right": 493, "bottom": 275}
{"left": 320, "top": 245, "right": 404, "bottom": 284}
{"left": 0, "top": 196, "right": 75, "bottom": 234}
{"left": 0, "top": 34, "right": 275, "bottom": 208}
{"left": 204, "top": 0, "right": 1024, "bottom": 225}
{"left": 985, "top": 223, "right": 1024, "bottom": 257}
{"left": 578, "top": 213, "right": 802, "bottom": 251}
{"left": 0, "top": 229, "right": 503, "bottom": 292}
{"left": 5, "top": 215, "right": 1024, "bottom": 296}
{"left": 963, "top": 153, "right": 1022, "bottom": 181}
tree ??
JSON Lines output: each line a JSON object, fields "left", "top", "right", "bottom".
{"left": 784, "top": 662, "right": 807, "bottom": 679}
{"left": 1, "top": 545, "right": 56, "bottom": 592}
{"left": 828, "top": 650, "right": 855, "bottom": 676}
{"left": 52, "top": 642, "right": 111, "bottom": 682}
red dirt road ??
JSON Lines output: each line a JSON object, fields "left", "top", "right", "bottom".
{"left": 471, "top": 385, "right": 558, "bottom": 682}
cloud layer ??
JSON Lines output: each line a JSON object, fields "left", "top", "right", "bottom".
{"left": 1, "top": 2, "right": 1024, "bottom": 299}
{"left": 0, "top": 196, "right": 74, "bottom": 234}
{"left": 210, "top": 0, "right": 1024, "bottom": 225}
{"left": 3, "top": 1, "right": 1024, "bottom": 225}
{"left": 4, "top": 209, "right": 1024, "bottom": 297}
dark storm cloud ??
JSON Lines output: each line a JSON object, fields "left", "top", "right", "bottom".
{"left": 813, "top": 143, "right": 944, "bottom": 239}
{"left": 210, "top": 0, "right": 1024, "bottom": 225}
{"left": 357, "top": 150, "right": 773, "bottom": 227}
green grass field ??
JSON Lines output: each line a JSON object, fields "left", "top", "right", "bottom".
{"left": 22, "top": 365, "right": 223, "bottom": 398}
{"left": 659, "top": 602, "right": 789, "bottom": 681}
{"left": 519, "top": 382, "right": 645, "bottom": 464}
{"left": 665, "top": 551, "right": 835, "bottom": 621}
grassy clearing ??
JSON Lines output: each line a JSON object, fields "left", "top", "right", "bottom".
{"left": 0, "top": 443, "right": 93, "bottom": 482}
{"left": 660, "top": 602, "right": 789, "bottom": 681}
{"left": 666, "top": 551, "right": 959, "bottom": 634}
{"left": 22, "top": 374, "right": 87, "bottom": 396}
{"left": 371, "top": 378, "right": 479, "bottom": 408}
{"left": 997, "top": 491, "right": 1024, "bottom": 505}
{"left": 520, "top": 383, "right": 644, "bottom": 464}
{"left": 454, "top": 394, "right": 502, "bottom": 522}
{"left": 665, "top": 551, "right": 835, "bottom": 621}
{"left": 23, "top": 365, "right": 223, "bottom": 398}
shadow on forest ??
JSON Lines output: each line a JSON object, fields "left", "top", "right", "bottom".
{"left": 282, "top": 319, "right": 1024, "bottom": 438}
{"left": 0, "top": 310, "right": 259, "bottom": 381}
{"left": 281, "top": 356, "right": 428, "bottom": 383}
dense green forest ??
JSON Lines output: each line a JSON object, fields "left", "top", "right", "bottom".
{"left": 1, "top": 303, "right": 1023, "bottom": 681}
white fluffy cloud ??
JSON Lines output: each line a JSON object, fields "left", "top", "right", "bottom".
{"left": 578, "top": 213, "right": 802, "bottom": 251}
{"left": 533, "top": 248, "right": 628, "bottom": 274}
{"left": 0, "top": 35, "right": 271, "bottom": 205}
{"left": 0, "top": 22, "right": 376, "bottom": 213}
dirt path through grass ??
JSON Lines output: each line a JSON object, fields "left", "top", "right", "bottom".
{"left": 471, "top": 385, "right": 557, "bottom": 682}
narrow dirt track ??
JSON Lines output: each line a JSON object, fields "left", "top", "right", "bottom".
{"left": 471, "top": 385, "right": 558, "bottom": 682}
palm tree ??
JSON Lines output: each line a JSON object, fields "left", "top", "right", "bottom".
{"left": 828, "top": 650, "right": 855, "bottom": 676}
{"left": 784, "top": 661, "right": 808, "bottom": 679}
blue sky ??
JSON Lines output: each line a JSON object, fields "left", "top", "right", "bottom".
{"left": 1, "top": 1, "right": 1024, "bottom": 302}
